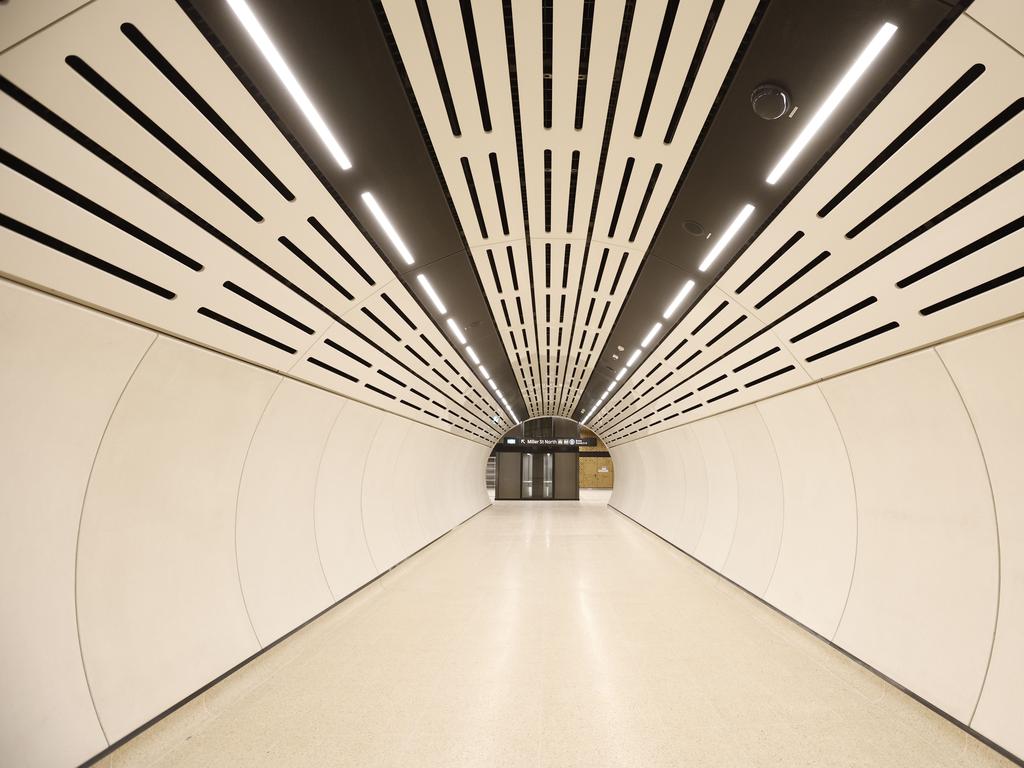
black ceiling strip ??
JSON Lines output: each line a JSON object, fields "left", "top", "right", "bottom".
{"left": 0, "top": 212, "right": 175, "bottom": 300}
{"left": 846, "top": 99, "right": 1024, "bottom": 239}
{"left": 592, "top": 248, "right": 609, "bottom": 291}
{"left": 634, "top": 0, "right": 679, "bottom": 137}
{"left": 744, "top": 365, "right": 795, "bottom": 388}
{"left": 664, "top": 0, "right": 725, "bottom": 142}
{"left": 197, "top": 306, "right": 295, "bottom": 353}
{"left": 500, "top": 299, "right": 512, "bottom": 326}
{"left": 486, "top": 249, "right": 503, "bottom": 292}
{"left": 488, "top": 152, "right": 511, "bottom": 236}
{"left": 567, "top": 151, "right": 580, "bottom": 232}
{"left": 628, "top": 163, "right": 662, "bottom": 242}
{"left": 223, "top": 281, "right": 314, "bottom": 334}
{"left": 562, "top": 245, "right": 571, "bottom": 290}
{"left": 735, "top": 231, "right": 803, "bottom": 295}
{"left": 325, "top": 338, "right": 372, "bottom": 368}
{"left": 706, "top": 388, "right": 738, "bottom": 404}
{"left": 607, "top": 157, "right": 635, "bottom": 238}
{"left": 544, "top": 149, "right": 552, "bottom": 232}
{"left": 574, "top": 0, "right": 595, "bottom": 130}
{"left": 691, "top": 300, "right": 728, "bottom": 335}
{"left": 364, "top": 382, "right": 397, "bottom": 400}
{"left": 459, "top": 0, "right": 492, "bottom": 132}
{"left": 0, "top": 147, "right": 202, "bottom": 272}
{"left": 400, "top": 399, "right": 423, "bottom": 412}
{"left": 307, "top": 217, "right": 375, "bottom": 287}
{"left": 361, "top": 307, "right": 402, "bottom": 342}
{"left": 920, "top": 265, "right": 1024, "bottom": 316}
{"left": 818, "top": 63, "right": 986, "bottom": 218}
{"left": 378, "top": 369, "right": 407, "bottom": 388}
{"left": 381, "top": 293, "right": 417, "bottom": 330}
{"left": 405, "top": 345, "right": 429, "bottom": 367}
{"left": 545, "top": 243, "right": 552, "bottom": 289}
{"left": 806, "top": 321, "right": 900, "bottom": 363}
{"left": 697, "top": 373, "right": 727, "bottom": 391}
{"left": 706, "top": 315, "right": 746, "bottom": 348}
{"left": 506, "top": 245, "right": 519, "bottom": 291}
{"left": 121, "top": 22, "right": 294, "bottom": 202}
{"left": 897, "top": 214, "right": 1024, "bottom": 288}
{"left": 542, "top": 0, "right": 553, "bottom": 129}
{"left": 414, "top": 0, "right": 461, "bottom": 135}
{"left": 65, "top": 55, "right": 263, "bottom": 222}
{"left": 279, "top": 236, "right": 353, "bottom": 300}
{"left": 460, "top": 157, "right": 489, "bottom": 239}
{"left": 307, "top": 357, "right": 358, "bottom": 383}
{"left": 732, "top": 345, "right": 779, "bottom": 373}
{"left": 681, "top": 403, "right": 703, "bottom": 414}
{"left": 419, "top": 333, "right": 442, "bottom": 357}
{"left": 609, "top": 253, "right": 628, "bottom": 294}
{"left": 790, "top": 297, "right": 876, "bottom": 344}
{"left": 755, "top": 251, "right": 829, "bottom": 310}
{"left": 677, "top": 349, "right": 701, "bottom": 370}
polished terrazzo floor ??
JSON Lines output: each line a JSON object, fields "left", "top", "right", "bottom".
{"left": 101, "top": 494, "right": 1013, "bottom": 767}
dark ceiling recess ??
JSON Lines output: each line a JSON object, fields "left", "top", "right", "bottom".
{"left": 574, "top": 0, "right": 962, "bottom": 419}
{"left": 181, "top": 0, "right": 527, "bottom": 418}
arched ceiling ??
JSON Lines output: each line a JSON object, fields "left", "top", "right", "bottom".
{"left": 4, "top": 0, "right": 1021, "bottom": 449}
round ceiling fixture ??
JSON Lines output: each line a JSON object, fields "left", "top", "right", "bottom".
{"left": 751, "top": 83, "right": 791, "bottom": 120}
{"left": 682, "top": 219, "right": 705, "bottom": 237}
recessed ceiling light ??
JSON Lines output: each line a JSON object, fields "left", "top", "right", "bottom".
{"left": 699, "top": 203, "right": 755, "bottom": 272}
{"left": 446, "top": 317, "right": 467, "bottom": 344}
{"left": 766, "top": 22, "right": 897, "bottom": 185}
{"left": 361, "top": 192, "right": 414, "bottom": 264}
{"left": 227, "top": 0, "right": 352, "bottom": 170}
{"left": 663, "top": 279, "right": 696, "bottom": 320}
{"left": 626, "top": 349, "right": 641, "bottom": 367}
{"left": 466, "top": 346, "right": 481, "bottom": 365}
{"left": 479, "top": 365, "right": 491, "bottom": 379}
{"left": 641, "top": 322, "right": 663, "bottom": 348}
{"left": 615, "top": 368, "right": 628, "bottom": 381}
{"left": 415, "top": 274, "right": 446, "bottom": 314}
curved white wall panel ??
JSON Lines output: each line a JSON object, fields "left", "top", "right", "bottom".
{"left": 361, "top": 415, "right": 413, "bottom": 571}
{"left": 757, "top": 387, "right": 857, "bottom": 639}
{"left": 670, "top": 426, "right": 710, "bottom": 555}
{"left": 938, "top": 318, "right": 1024, "bottom": 754}
{"left": 236, "top": 379, "right": 341, "bottom": 646}
{"left": 635, "top": 431, "right": 682, "bottom": 544}
{"left": 718, "top": 407, "right": 784, "bottom": 597}
{"left": 823, "top": 350, "right": 998, "bottom": 721}
{"left": 0, "top": 283, "right": 152, "bottom": 768}
{"left": 314, "top": 402, "right": 384, "bottom": 600}
{"left": 77, "top": 337, "right": 276, "bottom": 741}
{"left": 690, "top": 419, "right": 738, "bottom": 570}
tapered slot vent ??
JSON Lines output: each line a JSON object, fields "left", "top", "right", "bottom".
{"left": 543, "top": 149, "right": 552, "bottom": 232}
{"left": 400, "top": 399, "right": 424, "bottom": 412}
{"left": 415, "top": 0, "right": 461, "bottom": 135}
{"left": 608, "top": 157, "right": 635, "bottom": 238}
{"left": 567, "top": 151, "right": 580, "bottom": 232}
{"left": 677, "top": 349, "right": 701, "bottom": 370}
{"left": 382, "top": 293, "right": 417, "bottom": 330}
{"left": 806, "top": 322, "right": 900, "bottom": 363}
{"left": 629, "top": 164, "right": 662, "bottom": 242}
{"left": 755, "top": 251, "right": 828, "bottom": 310}
{"left": 519, "top": 296, "right": 528, "bottom": 325}
{"left": 584, "top": 299, "right": 595, "bottom": 324}
{"left": 559, "top": 295, "right": 566, "bottom": 323}
{"left": 562, "top": 245, "right": 571, "bottom": 289}
{"left": 307, "top": 217, "right": 375, "bottom": 286}
{"left": 692, "top": 301, "right": 728, "bottom": 335}
{"left": 459, "top": 0, "right": 492, "bottom": 131}
{"left": 574, "top": 1, "right": 595, "bottom": 129}
{"left": 544, "top": 295, "right": 550, "bottom": 323}
{"left": 897, "top": 214, "right": 1024, "bottom": 288}
{"left": 507, "top": 246, "right": 520, "bottom": 290}
{"left": 545, "top": 243, "right": 552, "bottom": 288}
{"left": 635, "top": 0, "right": 679, "bottom": 137}
{"left": 542, "top": 0, "right": 553, "bottom": 128}
{"left": 121, "top": 23, "right": 293, "bottom": 202}
{"left": 308, "top": 357, "right": 358, "bottom": 383}
{"left": 664, "top": 0, "right": 724, "bottom": 143}
{"left": 597, "top": 301, "right": 610, "bottom": 329}
{"left": 732, "top": 346, "right": 779, "bottom": 373}
{"left": 819, "top": 64, "right": 986, "bottom": 218}
{"left": 279, "top": 236, "right": 353, "bottom": 300}
{"left": 364, "top": 383, "right": 397, "bottom": 400}
{"left": 920, "top": 265, "right": 1024, "bottom": 315}
{"left": 665, "top": 339, "right": 688, "bottom": 360}
{"left": 500, "top": 299, "right": 512, "bottom": 326}
{"left": 846, "top": 99, "right": 1024, "bottom": 239}
{"left": 361, "top": 307, "right": 402, "bottom": 342}
{"left": 404, "top": 345, "right": 429, "bottom": 367}
{"left": 489, "top": 153, "right": 510, "bottom": 235}
{"left": 0, "top": 148, "right": 202, "bottom": 272}
{"left": 593, "top": 248, "right": 609, "bottom": 291}
{"left": 609, "top": 254, "right": 628, "bottom": 294}
{"left": 378, "top": 370, "right": 407, "bottom": 388}
{"left": 0, "top": 212, "right": 175, "bottom": 299}
{"left": 486, "top": 249, "right": 503, "bottom": 292}
{"left": 744, "top": 365, "right": 795, "bottom": 388}
{"left": 706, "top": 388, "right": 738, "bottom": 404}
{"left": 706, "top": 315, "right": 746, "bottom": 348}
{"left": 697, "top": 373, "right": 726, "bottom": 392}
{"left": 791, "top": 298, "right": 876, "bottom": 343}
{"left": 681, "top": 402, "right": 703, "bottom": 415}
{"left": 197, "top": 307, "right": 295, "bottom": 353}
{"left": 460, "top": 157, "right": 489, "bottom": 239}
{"left": 223, "top": 281, "right": 313, "bottom": 334}
{"left": 420, "top": 334, "right": 442, "bottom": 357}
{"left": 736, "top": 231, "right": 803, "bottom": 295}
{"left": 65, "top": 56, "right": 263, "bottom": 222}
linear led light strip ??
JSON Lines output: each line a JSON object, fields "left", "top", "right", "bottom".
{"left": 767, "top": 22, "right": 897, "bottom": 184}
{"left": 227, "top": 0, "right": 352, "bottom": 169}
